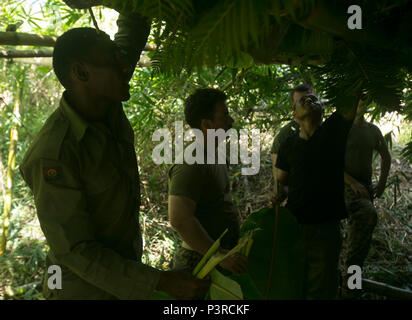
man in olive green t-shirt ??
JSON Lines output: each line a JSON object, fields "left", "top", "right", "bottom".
{"left": 168, "top": 88, "right": 248, "bottom": 274}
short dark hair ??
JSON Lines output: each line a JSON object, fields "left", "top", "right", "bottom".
{"left": 290, "top": 84, "right": 314, "bottom": 102}
{"left": 53, "top": 27, "right": 111, "bottom": 88}
{"left": 184, "top": 88, "right": 227, "bottom": 128}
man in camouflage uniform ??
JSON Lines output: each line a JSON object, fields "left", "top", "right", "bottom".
{"left": 19, "top": 12, "right": 209, "bottom": 299}
{"left": 342, "top": 102, "right": 391, "bottom": 297}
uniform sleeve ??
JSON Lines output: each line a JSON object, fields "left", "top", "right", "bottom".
{"left": 270, "top": 131, "right": 283, "bottom": 154}
{"left": 271, "top": 123, "right": 293, "bottom": 154}
{"left": 168, "top": 164, "right": 204, "bottom": 203}
{"left": 275, "top": 140, "right": 290, "bottom": 172}
{"left": 114, "top": 13, "right": 151, "bottom": 71}
{"left": 372, "top": 124, "right": 387, "bottom": 150}
{"left": 24, "top": 157, "right": 161, "bottom": 300}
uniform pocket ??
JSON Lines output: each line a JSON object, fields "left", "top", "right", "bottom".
{"left": 83, "top": 163, "right": 120, "bottom": 195}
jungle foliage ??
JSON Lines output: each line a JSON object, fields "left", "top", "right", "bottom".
{"left": 93, "top": 0, "right": 412, "bottom": 114}
{"left": 0, "top": 0, "right": 411, "bottom": 299}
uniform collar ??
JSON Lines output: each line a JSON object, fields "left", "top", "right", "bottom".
{"left": 60, "top": 93, "right": 89, "bottom": 142}
{"left": 60, "top": 92, "right": 132, "bottom": 144}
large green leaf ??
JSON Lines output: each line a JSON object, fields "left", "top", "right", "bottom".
{"left": 209, "top": 268, "right": 243, "bottom": 300}
{"left": 241, "top": 207, "right": 305, "bottom": 299}
{"left": 151, "top": 290, "right": 175, "bottom": 300}
{"left": 229, "top": 273, "right": 264, "bottom": 300}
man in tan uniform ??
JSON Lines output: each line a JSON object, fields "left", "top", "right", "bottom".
{"left": 19, "top": 15, "right": 209, "bottom": 299}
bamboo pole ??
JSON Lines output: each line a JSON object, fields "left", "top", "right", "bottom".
{"left": 0, "top": 31, "right": 157, "bottom": 51}
{"left": 0, "top": 49, "right": 53, "bottom": 58}
{"left": 0, "top": 158, "right": 6, "bottom": 205}
{"left": 0, "top": 83, "right": 22, "bottom": 255}
{"left": 8, "top": 56, "right": 152, "bottom": 68}
{"left": 0, "top": 31, "right": 57, "bottom": 47}
{"left": 265, "top": 181, "right": 280, "bottom": 299}
{"left": 362, "top": 279, "right": 412, "bottom": 300}
{"left": 5, "top": 57, "right": 53, "bottom": 67}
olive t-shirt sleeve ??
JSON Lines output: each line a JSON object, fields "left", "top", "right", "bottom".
{"left": 271, "top": 122, "right": 298, "bottom": 154}
{"left": 271, "top": 131, "right": 283, "bottom": 154}
{"left": 271, "top": 125, "right": 288, "bottom": 154}
{"left": 168, "top": 164, "right": 204, "bottom": 203}
{"left": 371, "top": 124, "right": 386, "bottom": 150}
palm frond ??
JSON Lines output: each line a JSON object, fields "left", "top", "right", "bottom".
{"left": 313, "top": 43, "right": 407, "bottom": 114}
{"left": 186, "top": 0, "right": 272, "bottom": 68}
{"left": 401, "top": 141, "right": 412, "bottom": 164}
{"left": 99, "top": 0, "right": 411, "bottom": 117}
{"left": 102, "top": 0, "right": 194, "bottom": 24}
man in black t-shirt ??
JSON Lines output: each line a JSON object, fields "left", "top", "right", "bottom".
{"left": 273, "top": 94, "right": 358, "bottom": 299}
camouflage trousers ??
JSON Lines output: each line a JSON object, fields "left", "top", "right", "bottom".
{"left": 171, "top": 245, "right": 203, "bottom": 271}
{"left": 300, "top": 220, "right": 342, "bottom": 299}
{"left": 343, "top": 185, "right": 378, "bottom": 271}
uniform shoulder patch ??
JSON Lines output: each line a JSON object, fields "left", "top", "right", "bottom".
{"left": 43, "top": 167, "right": 62, "bottom": 181}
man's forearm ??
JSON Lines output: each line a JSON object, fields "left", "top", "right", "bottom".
{"left": 274, "top": 167, "right": 289, "bottom": 202}
{"left": 173, "top": 217, "right": 215, "bottom": 255}
{"left": 378, "top": 155, "right": 391, "bottom": 188}
{"left": 275, "top": 180, "right": 288, "bottom": 203}
{"left": 279, "top": 183, "right": 288, "bottom": 196}
{"left": 57, "top": 240, "right": 161, "bottom": 299}
{"left": 114, "top": 13, "right": 151, "bottom": 73}
{"left": 344, "top": 171, "right": 355, "bottom": 186}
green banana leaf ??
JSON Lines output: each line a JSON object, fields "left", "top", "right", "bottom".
{"left": 151, "top": 290, "right": 175, "bottom": 300}
{"left": 241, "top": 207, "right": 305, "bottom": 299}
{"left": 229, "top": 273, "right": 264, "bottom": 300}
{"left": 209, "top": 269, "right": 243, "bottom": 300}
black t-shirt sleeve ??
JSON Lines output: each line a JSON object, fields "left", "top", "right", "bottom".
{"left": 322, "top": 111, "right": 353, "bottom": 143}
{"left": 275, "top": 140, "right": 290, "bottom": 172}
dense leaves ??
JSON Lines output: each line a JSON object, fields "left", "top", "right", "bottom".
{"left": 0, "top": 0, "right": 411, "bottom": 299}
{"left": 95, "top": 0, "right": 412, "bottom": 118}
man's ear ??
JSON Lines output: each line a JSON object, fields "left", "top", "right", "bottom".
{"left": 200, "top": 119, "right": 213, "bottom": 131}
{"left": 71, "top": 61, "right": 89, "bottom": 83}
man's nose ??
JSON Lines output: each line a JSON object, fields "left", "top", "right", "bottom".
{"left": 116, "top": 51, "right": 134, "bottom": 80}
{"left": 123, "top": 65, "right": 134, "bottom": 80}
